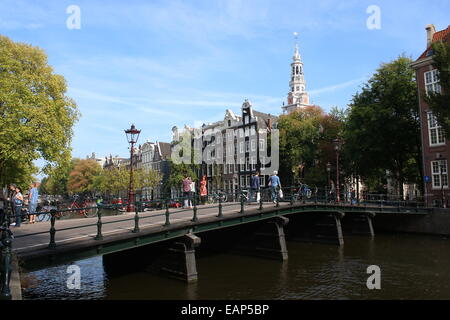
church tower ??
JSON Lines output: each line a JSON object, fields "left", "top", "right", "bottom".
{"left": 282, "top": 37, "right": 310, "bottom": 114}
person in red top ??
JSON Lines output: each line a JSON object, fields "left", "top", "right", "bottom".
{"left": 200, "top": 175, "right": 207, "bottom": 205}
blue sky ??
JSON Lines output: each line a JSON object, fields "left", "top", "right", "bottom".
{"left": 1, "top": 0, "right": 450, "bottom": 166}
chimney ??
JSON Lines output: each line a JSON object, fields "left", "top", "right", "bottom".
{"left": 426, "top": 24, "right": 436, "bottom": 47}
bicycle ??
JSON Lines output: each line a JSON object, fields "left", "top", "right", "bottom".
{"left": 210, "top": 191, "right": 228, "bottom": 203}
{"left": 293, "top": 184, "right": 316, "bottom": 202}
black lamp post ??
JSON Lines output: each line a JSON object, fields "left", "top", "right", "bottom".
{"left": 326, "top": 162, "right": 331, "bottom": 188}
{"left": 333, "top": 138, "right": 342, "bottom": 203}
{"left": 125, "top": 124, "right": 141, "bottom": 212}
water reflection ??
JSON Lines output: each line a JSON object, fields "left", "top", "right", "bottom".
{"left": 22, "top": 234, "right": 450, "bottom": 300}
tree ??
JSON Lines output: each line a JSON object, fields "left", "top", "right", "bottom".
{"left": 0, "top": 35, "right": 79, "bottom": 188}
{"left": 67, "top": 159, "right": 102, "bottom": 196}
{"left": 343, "top": 56, "right": 422, "bottom": 195}
{"left": 425, "top": 41, "right": 450, "bottom": 134}
{"left": 40, "top": 158, "right": 77, "bottom": 195}
{"left": 134, "top": 167, "right": 162, "bottom": 198}
{"left": 278, "top": 106, "right": 342, "bottom": 188}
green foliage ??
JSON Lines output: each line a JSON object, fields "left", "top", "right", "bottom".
{"left": 278, "top": 106, "right": 342, "bottom": 187}
{"left": 134, "top": 167, "right": 162, "bottom": 191}
{"left": 165, "top": 160, "right": 198, "bottom": 190}
{"left": 0, "top": 35, "right": 79, "bottom": 187}
{"left": 343, "top": 55, "right": 421, "bottom": 193}
{"left": 425, "top": 41, "right": 450, "bottom": 134}
{"left": 40, "top": 158, "right": 77, "bottom": 195}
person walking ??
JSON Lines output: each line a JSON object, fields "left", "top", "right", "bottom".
{"left": 200, "top": 175, "right": 207, "bottom": 205}
{"left": 268, "top": 171, "right": 281, "bottom": 204}
{"left": 13, "top": 186, "right": 24, "bottom": 227}
{"left": 182, "top": 175, "right": 192, "bottom": 209}
{"left": 190, "top": 180, "right": 196, "bottom": 208}
{"left": 329, "top": 180, "right": 336, "bottom": 203}
{"left": 7, "top": 184, "right": 17, "bottom": 226}
{"left": 249, "top": 172, "right": 260, "bottom": 203}
{"left": 28, "top": 182, "right": 39, "bottom": 224}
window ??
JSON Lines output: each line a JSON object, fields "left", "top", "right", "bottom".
{"left": 259, "top": 139, "right": 265, "bottom": 151}
{"left": 228, "top": 120, "right": 231, "bottom": 127}
{"left": 246, "top": 158, "right": 250, "bottom": 171}
{"left": 251, "top": 139, "right": 256, "bottom": 151}
{"left": 428, "top": 112, "right": 445, "bottom": 146}
{"left": 425, "top": 70, "right": 441, "bottom": 94}
{"left": 432, "top": 160, "right": 448, "bottom": 189}
{"left": 251, "top": 156, "right": 256, "bottom": 170}
{"left": 240, "top": 176, "right": 245, "bottom": 187}
{"left": 245, "top": 141, "right": 249, "bottom": 152}
{"left": 259, "top": 176, "right": 265, "bottom": 187}
{"left": 240, "top": 142, "right": 244, "bottom": 154}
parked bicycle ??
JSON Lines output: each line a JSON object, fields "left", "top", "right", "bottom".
{"left": 293, "top": 184, "right": 317, "bottom": 202}
{"left": 209, "top": 191, "right": 228, "bottom": 203}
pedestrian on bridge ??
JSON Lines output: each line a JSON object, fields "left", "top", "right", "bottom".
{"left": 200, "top": 175, "right": 208, "bottom": 205}
{"left": 28, "top": 182, "right": 39, "bottom": 224}
{"left": 182, "top": 175, "right": 192, "bottom": 209}
{"left": 13, "top": 186, "right": 24, "bottom": 227}
{"left": 249, "top": 172, "right": 260, "bottom": 203}
{"left": 268, "top": 171, "right": 281, "bottom": 204}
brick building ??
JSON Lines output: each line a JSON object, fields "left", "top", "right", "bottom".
{"left": 411, "top": 24, "right": 450, "bottom": 206}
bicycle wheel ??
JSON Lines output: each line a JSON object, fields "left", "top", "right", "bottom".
{"left": 36, "top": 212, "right": 51, "bottom": 222}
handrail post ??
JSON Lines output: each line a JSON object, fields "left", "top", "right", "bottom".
{"left": 94, "top": 205, "right": 103, "bottom": 240}
{"left": 276, "top": 187, "right": 280, "bottom": 207}
{"left": 217, "top": 195, "right": 223, "bottom": 217}
{"left": 164, "top": 199, "right": 170, "bottom": 226}
{"left": 48, "top": 209, "right": 57, "bottom": 249}
{"left": 132, "top": 201, "right": 140, "bottom": 233}
{"left": 192, "top": 194, "right": 198, "bottom": 222}
{"left": 240, "top": 190, "right": 245, "bottom": 214}
{"left": 0, "top": 223, "right": 13, "bottom": 300}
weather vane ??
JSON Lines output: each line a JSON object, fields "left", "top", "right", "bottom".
{"left": 293, "top": 31, "right": 299, "bottom": 43}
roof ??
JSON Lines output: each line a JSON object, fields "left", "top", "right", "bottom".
{"left": 253, "top": 110, "right": 278, "bottom": 129}
{"left": 157, "top": 142, "right": 172, "bottom": 159}
{"left": 417, "top": 25, "right": 450, "bottom": 60}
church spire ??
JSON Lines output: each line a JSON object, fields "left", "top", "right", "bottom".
{"left": 281, "top": 32, "right": 310, "bottom": 114}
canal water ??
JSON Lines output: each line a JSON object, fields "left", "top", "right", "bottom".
{"left": 21, "top": 233, "right": 450, "bottom": 300}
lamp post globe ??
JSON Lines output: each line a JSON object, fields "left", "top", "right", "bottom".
{"left": 125, "top": 124, "right": 141, "bottom": 212}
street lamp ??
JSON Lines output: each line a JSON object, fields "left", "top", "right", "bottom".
{"left": 326, "top": 162, "right": 331, "bottom": 188}
{"left": 125, "top": 124, "right": 141, "bottom": 212}
{"left": 333, "top": 138, "right": 342, "bottom": 203}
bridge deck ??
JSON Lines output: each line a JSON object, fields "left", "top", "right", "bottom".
{"left": 11, "top": 201, "right": 430, "bottom": 269}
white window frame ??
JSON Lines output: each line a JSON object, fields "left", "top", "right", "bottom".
{"left": 425, "top": 69, "right": 441, "bottom": 94}
{"left": 251, "top": 139, "right": 256, "bottom": 152}
{"left": 431, "top": 160, "right": 449, "bottom": 190}
{"left": 428, "top": 112, "right": 446, "bottom": 146}
{"left": 240, "top": 142, "right": 244, "bottom": 154}
{"left": 259, "top": 139, "right": 265, "bottom": 151}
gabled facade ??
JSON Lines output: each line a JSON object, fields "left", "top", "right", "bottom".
{"left": 411, "top": 24, "right": 450, "bottom": 206}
